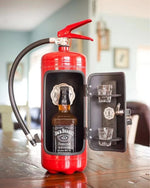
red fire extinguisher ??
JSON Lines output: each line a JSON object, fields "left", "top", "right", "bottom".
{"left": 8, "top": 19, "right": 93, "bottom": 174}
{"left": 8, "top": 19, "right": 129, "bottom": 175}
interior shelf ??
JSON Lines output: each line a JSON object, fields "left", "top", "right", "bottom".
{"left": 89, "top": 93, "right": 122, "bottom": 98}
{"left": 92, "top": 136, "right": 122, "bottom": 142}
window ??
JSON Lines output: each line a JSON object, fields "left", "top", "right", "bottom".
{"left": 29, "top": 45, "right": 54, "bottom": 107}
{"left": 136, "top": 47, "right": 150, "bottom": 105}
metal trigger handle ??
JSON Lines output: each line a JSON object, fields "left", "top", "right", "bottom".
{"left": 57, "top": 19, "right": 93, "bottom": 41}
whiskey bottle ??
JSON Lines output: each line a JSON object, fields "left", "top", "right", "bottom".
{"left": 52, "top": 86, "right": 77, "bottom": 153}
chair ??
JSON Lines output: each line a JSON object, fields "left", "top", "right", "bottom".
{"left": 127, "top": 115, "right": 139, "bottom": 144}
{"left": 0, "top": 103, "right": 31, "bottom": 132}
{"left": 0, "top": 105, "right": 13, "bottom": 131}
{"left": 127, "top": 101, "right": 150, "bottom": 146}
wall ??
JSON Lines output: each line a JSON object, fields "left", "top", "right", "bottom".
{"left": 0, "top": 31, "right": 30, "bottom": 105}
{"left": 30, "top": 0, "right": 90, "bottom": 55}
{"left": 88, "top": 14, "right": 150, "bottom": 101}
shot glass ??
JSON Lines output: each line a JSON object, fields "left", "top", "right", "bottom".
{"left": 97, "top": 85, "right": 112, "bottom": 103}
{"left": 98, "top": 127, "right": 114, "bottom": 147}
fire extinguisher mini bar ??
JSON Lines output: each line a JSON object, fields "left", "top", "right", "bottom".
{"left": 8, "top": 19, "right": 131, "bottom": 174}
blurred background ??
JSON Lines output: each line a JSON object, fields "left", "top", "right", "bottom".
{"left": 0, "top": 0, "right": 150, "bottom": 131}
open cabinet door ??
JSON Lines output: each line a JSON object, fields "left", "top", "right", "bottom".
{"left": 87, "top": 72, "right": 126, "bottom": 152}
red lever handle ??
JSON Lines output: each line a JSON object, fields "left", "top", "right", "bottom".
{"left": 57, "top": 19, "right": 93, "bottom": 41}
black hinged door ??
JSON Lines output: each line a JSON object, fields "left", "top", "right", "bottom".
{"left": 87, "top": 72, "right": 126, "bottom": 152}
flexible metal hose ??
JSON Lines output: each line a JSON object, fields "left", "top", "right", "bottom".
{"left": 8, "top": 38, "right": 49, "bottom": 145}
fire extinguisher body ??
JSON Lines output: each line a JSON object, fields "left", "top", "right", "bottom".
{"left": 8, "top": 19, "right": 93, "bottom": 175}
{"left": 41, "top": 46, "right": 87, "bottom": 174}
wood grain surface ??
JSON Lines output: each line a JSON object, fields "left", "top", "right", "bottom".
{"left": 0, "top": 130, "right": 150, "bottom": 188}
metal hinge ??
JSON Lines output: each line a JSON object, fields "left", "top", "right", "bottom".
{"left": 84, "top": 84, "right": 93, "bottom": 97}
{"left": 84, "top": 127, "right": 93, "bottom": 139}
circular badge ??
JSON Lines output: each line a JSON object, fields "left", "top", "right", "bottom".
{"left": 103, "top": 107, "right": 115, "bottom": 120}
{"left": 50, "top": 83, "right": 75, "bottom": 106}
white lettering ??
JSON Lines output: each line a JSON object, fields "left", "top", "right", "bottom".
{"left": 54, "top": 127, "right": 74, "bottom": 136}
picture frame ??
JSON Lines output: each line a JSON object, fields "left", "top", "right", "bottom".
{"left": 114, "top": 48, "right": 129, "bottom": 68}
{"left": 7, "top": 63, "right": 24, "bottom": 81}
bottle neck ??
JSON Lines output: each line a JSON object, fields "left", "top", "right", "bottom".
{"left": 58, "top": 86, "right": 70, "bottom": 112}
{"left": 58, "top": 104, "right": 70, "bottom": 113}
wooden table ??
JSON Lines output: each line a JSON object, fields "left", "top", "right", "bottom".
{"left": 0, "top": 130, "right": 150, "bottom": 188}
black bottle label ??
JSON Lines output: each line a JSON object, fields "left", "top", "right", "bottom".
{"left": 53, "top": 125, "right": 76, "bottom": 153}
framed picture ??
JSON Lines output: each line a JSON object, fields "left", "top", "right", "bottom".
{"left": 7, "top": 63, "right": 24, "bottom": 81}
{"left": 114, "top": 48, "right": 129, "bottom": 68}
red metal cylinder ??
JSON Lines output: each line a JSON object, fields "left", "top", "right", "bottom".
{"left": 41, "top": 46, "right": 87, "bottom": 174}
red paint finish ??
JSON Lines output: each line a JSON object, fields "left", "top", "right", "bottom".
{"left": 42, "top": 46, "right": 86, "bottom": 73}
{"left": 41, "top": 46, "right": 87, "bottom": 174}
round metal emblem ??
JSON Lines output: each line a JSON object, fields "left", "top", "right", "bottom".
{"left": 103, "top": 107, "right": 115, "bottom": 120}
{"left": 50, "top": 83, "right": 75, "bottom": 106}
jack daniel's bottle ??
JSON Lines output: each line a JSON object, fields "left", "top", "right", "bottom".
{"left": 52, "top": 86, "right": 77, "bottom": 153}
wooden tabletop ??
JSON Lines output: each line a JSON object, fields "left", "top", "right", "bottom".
{"left": 0, "top": 130, "right": 150, "bottom": 188}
